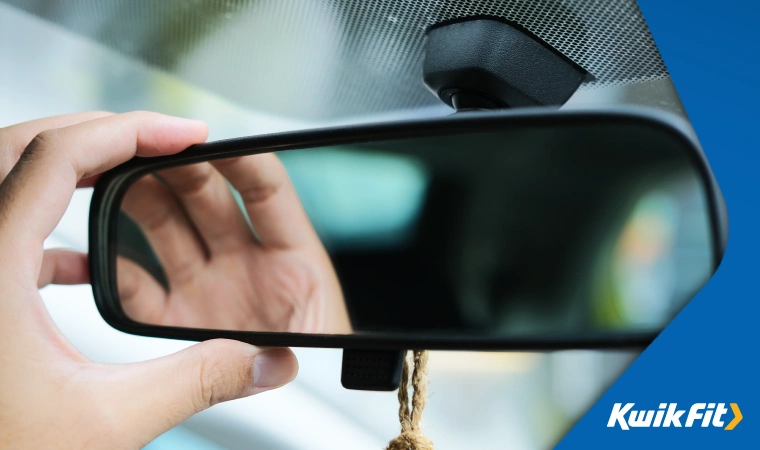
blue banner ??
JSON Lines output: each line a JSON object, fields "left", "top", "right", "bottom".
{"left": 558, "top": 1, "right": 759, "bottom": 447}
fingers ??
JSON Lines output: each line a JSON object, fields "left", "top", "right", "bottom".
{"left": 37, "top": 249, "right": 89, "bottom": 288}
{"left": 212, "top": 154, "right": 319, "bottom": 250}
{"left": 121, "top": 174, "right": 207, "bottom": 285}
{"left": 0, "top": 111, "right": 114, "bottom": 180}
{"left": 157, "top": 162, "right": 254, "bottom": 254}
{"left": 0, "top": 112, "right": 208, "bottom": 270}
{"left": 116, "top": 256, "right": 168, "bottom": 325}
{"left": 108, "top": 341, "right": 297, "bottom": 444}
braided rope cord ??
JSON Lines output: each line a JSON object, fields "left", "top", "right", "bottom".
{"left": 386, "top": 350, "right": 434, "bottom": 450}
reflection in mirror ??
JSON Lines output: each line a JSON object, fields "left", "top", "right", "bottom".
{"left": 116, "top": 124, "right": 714, "bottom": 337}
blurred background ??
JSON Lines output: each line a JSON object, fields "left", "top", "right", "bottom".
{"left": 0, "top": 2, "right": 656, "bottom": 448}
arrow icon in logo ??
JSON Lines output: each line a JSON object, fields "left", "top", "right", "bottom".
{"left": 725, "top": 403, "right": 742, "bottom": 430}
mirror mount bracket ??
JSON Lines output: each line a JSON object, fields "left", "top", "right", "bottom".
{"left": 423, "top": 16, "right": 593, "bottom": 112}
{"left": 341, "top": 349, "right": 406, "bottom": 391}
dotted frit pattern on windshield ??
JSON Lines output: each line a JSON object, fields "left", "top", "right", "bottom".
{"left": 6, "top": 0, "right": 669, "bottom": 120}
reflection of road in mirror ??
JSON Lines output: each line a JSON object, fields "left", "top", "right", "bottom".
{"left": 117, "top": 153, "right": 351, "bottom": 334}
{"left": 115, "top": 127, "right": 715, "bottom": 337}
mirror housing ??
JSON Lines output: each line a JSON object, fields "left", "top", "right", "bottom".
{"left": 89, "top": 107, "right": 727, "bottom": 360}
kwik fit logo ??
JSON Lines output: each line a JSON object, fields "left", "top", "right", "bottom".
{"left": 608, "top": 403, "right": 742, "bottom": 430}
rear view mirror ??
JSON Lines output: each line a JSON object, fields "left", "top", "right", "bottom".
{"left": 89, "top": 108, "right": 726, "bottom": 352}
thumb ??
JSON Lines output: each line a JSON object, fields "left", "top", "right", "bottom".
{"left": 103, "top": 339, "right": 298, "bottom": 445}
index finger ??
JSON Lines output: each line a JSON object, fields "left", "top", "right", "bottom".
{"left": 0, "top": 111, "right": 114, "bottom": 180}
{"left": 0, "top": 111, "right": 208, "bottom": 263}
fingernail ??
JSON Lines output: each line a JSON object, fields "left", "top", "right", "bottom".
{"left": 252, "top": 348, "right": 297, "bottom": 393}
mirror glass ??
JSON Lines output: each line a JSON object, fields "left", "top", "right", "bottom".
{"left": 115, "top": 123, "right": 714, "bottom": 337}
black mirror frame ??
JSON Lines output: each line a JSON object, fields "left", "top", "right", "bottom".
{"left": 88, "top": 107, "right": 728, "bottom": 351}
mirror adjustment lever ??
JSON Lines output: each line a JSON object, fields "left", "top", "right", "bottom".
{"left": 341, "top": 349, "right": 405, "bottom": 391}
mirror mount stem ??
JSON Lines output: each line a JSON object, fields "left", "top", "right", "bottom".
{"left": 341, "top": 349, "right": 406, "bottom": 391}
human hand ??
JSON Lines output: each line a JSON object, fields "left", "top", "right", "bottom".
{"left": 117, "top": 155, "right": 351, "bottom": 334}
{"left": 0, "top": 111, "right": 298, "bottom": 449}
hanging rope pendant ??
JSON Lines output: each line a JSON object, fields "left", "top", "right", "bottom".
{"left": 386, "top": 350, "right": 434, "bottom": 450}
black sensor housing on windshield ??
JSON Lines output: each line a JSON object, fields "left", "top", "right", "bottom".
{"left": 423, "top": 17, "right": 593, "bottom": 111}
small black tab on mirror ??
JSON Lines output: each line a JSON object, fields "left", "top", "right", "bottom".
{"left": 341, "top": 349, "right": 405, "bottom": 391}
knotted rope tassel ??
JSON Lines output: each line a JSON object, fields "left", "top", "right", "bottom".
{"left": 386, "top": 350, "right": 434, "bottom": 450}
